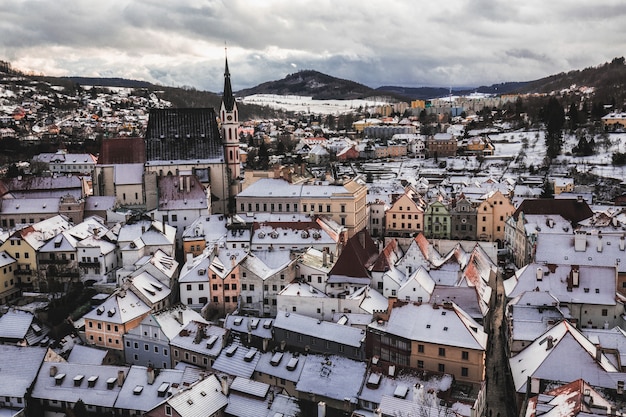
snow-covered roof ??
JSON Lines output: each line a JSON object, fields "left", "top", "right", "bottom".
{"left": 67, "top": 344, "right": 109, "bottom": 365}
{"left": 505, "top": 263, "right": 616, "bottom": 306}
{"left": 114, "top": 366, "right": 184, "bottom": 413}
{"left": 369, "top": 302, "right": 487, "bottom": 351}
{"left": 0, "top": 345, "right": 46, "bottom": 398}
{"left": 295, "top": 353, "right": 366, "bottom": 403}
{"left": 82, "top": 289, "right": 150, "bottom": 325}
{"left": 31, "top": 362, "right": 130, "bottom": 407}
{"left": 274, "top": 311, "right": 366, "bottom": 348}
{"left": 212, "top": 340, "right": 261, "bottom": 379}
{"left": 509, "top": 320, "right": 619, "bottom": 393}
{"left": 165, "top": 374, "right": 228, "bottom": 417}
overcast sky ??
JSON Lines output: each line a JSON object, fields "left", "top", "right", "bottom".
{"left": 2, "top": 0, "right": 625, "bottom": 93}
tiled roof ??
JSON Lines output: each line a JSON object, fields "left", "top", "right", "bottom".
{"left": 145, "top": 108, "right": 223, "bottom": 161}
{"left": 514, "top": 198, "right": 593, "bottom": 224}
{"left": 99, "top": 137, "right": 146, "bottom": 164}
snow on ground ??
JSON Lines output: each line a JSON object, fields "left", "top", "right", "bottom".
{"left": 240, "top": 94, "right": 392, "bottom": 115}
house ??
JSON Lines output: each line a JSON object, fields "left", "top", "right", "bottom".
{"left": 0, "top": 251, "right": 18, "bottom": 304}
{"left": 326, "top": 229, "right": 379, "bottom": 292}
{"left": 238, "top": 249, "right": 296, "bottom": 317}
{"left": 426, "top": 133, "right": 457, "bottom": 157}
{"left": 508, "top": 321, "right": 622, "bottom": 410}
{"left": 0, "top": 214, "right": 72, "bottom": 291}
{"left": 77, "top": 234, "right": 118, "bottom": 285}
{"left": 524, "top": 379, "right": 618, "bottom": 417}
{"left": 147, "top": 172, "right": 210, "bottom": 247}
{"left": 273, "top": 310, "right": 367, "bottom": 361}
{"left": 143, "top": 373, "right": 228, "bottom": 417}
{"left": 295, "top": 353, "right": 367, "bottom": 414}
{"left": 367, "top": 299, "right": 487, "bottom": 384}
{"left": 117, "top": 218, "right": 176, "bottom": 268}
{"left": 0, "top": 345, "right": 46, "bottom": 414}
{"left": 236, "top": 177, "right": 368, "bottom": 237}
{"left": 534, "top": 232, "right": 626, "bottom": 297}
{"left": 384, "top": 190, "right": 425, "bottom": 238}
{"left": 93, "top": 163, "right": 147, "bottom": 207}
{"left": 124, "top": 304, "right": 209, "bottom": 369}
{"left": 476, "top": 190, "right": 514, "bottom": 244}
{"left": 169, "top": 321, "right": 227, "bottom": 370}
{"left": 224, "top": 314, "right": 274, "bottom": 351}
{"left": 504, "top": 291, "right": 572, "bottom": 356}
{"left": 253, "top": 350, "right": 306, "bottom": 397}
{"left": 82, "top": 288, "right": 151, "bottom": 357}
{"left": 504, "top": 263, "right": 620, "bottom": 330}
{"left": 504, "top": 213, "right": 572, "bottom": 268}
{"left": 113, "top": 366, "right": 185, "bottom": 416}
{"left": 449, "top": 197, "right": 477, "bottom": 241}
{"left": 0, "top": 309, "right": 50, "bottom": 346}
{"left": 30, "top": 362, "right": 130, "bottom": 416}
{"left": 424, "top": 200, "right": 451, "bottom": 239}
{"left": 224, "top": 377, "right": 300, "bottom": 417}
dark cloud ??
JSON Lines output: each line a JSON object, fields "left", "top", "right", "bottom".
{"left": 1, "top": 0, "right": 624, "bottom": 92}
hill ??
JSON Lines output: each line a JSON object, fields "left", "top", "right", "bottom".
{"left": 235, "top": 70, "right": 385, "bottom": 100}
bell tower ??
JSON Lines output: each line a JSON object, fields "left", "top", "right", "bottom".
{"left": 220, "top": 51, "right": 241, "bottom": 213}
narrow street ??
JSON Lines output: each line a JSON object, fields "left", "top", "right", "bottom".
{"left": 485, "top": 273, "right": 518, "bottom": 417}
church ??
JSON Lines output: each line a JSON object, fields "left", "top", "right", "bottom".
{"left": 94, "top": 57, "right": 242, "bottom": 215}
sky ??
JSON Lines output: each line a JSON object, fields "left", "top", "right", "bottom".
{"left": 1, "top": 0, "right": 625, "bottom": 94}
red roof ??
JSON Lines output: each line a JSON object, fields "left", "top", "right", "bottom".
{"left": 99, "top": 137, "right": 146, "bottom": 164}
{"left": 329, "top": 229, "right": 379, "bottom": 278}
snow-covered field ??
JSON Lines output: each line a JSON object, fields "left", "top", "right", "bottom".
{"left": 240, "top": 94, "right": 392, "bottom": 115}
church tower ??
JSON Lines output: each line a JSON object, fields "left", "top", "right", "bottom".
{"left": 220, "top": 54, "right": 241, "bottom": 214}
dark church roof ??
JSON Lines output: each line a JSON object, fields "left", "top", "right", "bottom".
{"left": 222, "top": 58, "right": 236, "bottom": 112}
{"left": 145, "top": 108, "right": 223, "bottom": 161}
{"left": 99, "top": 137, "right": 146, "bottom": 164}
{"left": 513, "top": 198, "right": 593, "bottom": 225}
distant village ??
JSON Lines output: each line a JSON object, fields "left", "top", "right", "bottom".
{"left": 1, "top": 60, "right": 626, "bottom": 417}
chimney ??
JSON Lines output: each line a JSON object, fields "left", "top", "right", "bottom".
{"left": 147, "top": 366, "right": 155, "bottom": 385}
{"left": 546, "top": 335, "right": 554, "bottom": 350}
{"left": 50, "top": 366, "right": 58, "bottom": 377}
{"left": 322, "top": 249, "right": 328, "bottom": 267}
{"left": 318, "top": 401, "right": 326, "bottom": 417}
{"left": 179, "top": 176, "right": 184, "bottom": 191}
{"left": 220, "top": 375, "right": 229, "bottom": 396}
{"left": 597, "top": 235, "right": 603, "bottom": 252}
{"left": 572, "top": 266, "right": 580, "bottom": 287}
{"left": 117, "top": 370, "right": 125, "bottom": 387}
{"left": 595, "top": 343, "right": 602, "bottom": 362}
{"left": 186, "top": 253, "right": 193, "bottom": 267}
{"left": 617, "top": 380, "right": 624, "bottom": 395}
{"left": 178, "top": 310, "right": 184, "bottom": 325}
{"left": 186, "top": 175, "right": 191, "bottom": 193}
{"left": 536, "top": 267, "right": 543, "bottom": 281}
{"left": 329, "top": 252, "right": 334, "bottom": 264}
{"left": 621, "top": 236, "right": 625, "bottom": 251}
{"left": 574, "top": 231, "right": 587, "bottom": 252}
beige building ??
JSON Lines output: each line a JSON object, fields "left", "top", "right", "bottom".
{"left": 385, "top": 190, "right": 424, "bottom": 237}
{"left": 0, "top": 251, "right": 18, "bottom": 304}
{"left": 367, "top": 300, "right": 487, "bottom": 384}
{"left": 236, "top": 178, "right": 367, "bottom": 237}
{"left": 476, "top": 190, "right": 514, "bottom": 244}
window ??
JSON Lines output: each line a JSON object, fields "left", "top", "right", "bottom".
{"left": 242, "top": 284, "right": 247, "bottom": 291}
{"left": 438, "top": 347, "right": 446, "bottom": 357}
{"left": 418, "top": 344, "right": 424, "bottom": 353}
{"left": 212, "top": 284, "right": 218, "bottom": 291}
{"left": 462, "top": 351, "right": 469, "bottom": 360}
{"left": 602, "top": 309, "right": 608, "bottom": 316}
{"left": 224, "top": 284, "right": 230, "bottom": 290}
{"left": 438, "top": 363, "right": 445, "bottom": 372}
{"left": 198, "top": 284, "right": 204, "bottom": 291}
{"left": 172, "top": 215, "right": 178, "bottom": 221}
{"left": 250, "top": 284, "right": 255, "bottom": 291}
{"left": 186, "top": 284, "right": 192, "bottom": 291}
{"left": 213, "top": 296, "right": 218, "bottom": 302}
{"left": 461, "top": 367, "right": 469, "bottom": 377}
{"left": 417, "top": 360, "right": 424, "bottom": 369}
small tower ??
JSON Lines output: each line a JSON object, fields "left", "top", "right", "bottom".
{"left": 220, "top": 51, "right": 241, "bottom": 213}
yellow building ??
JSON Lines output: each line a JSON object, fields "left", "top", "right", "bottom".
{"left": 476, "top": 190, "right": 515, "bottom": 243}
{"left": 385, "top": 191, "right": 424, "bottom": 237}
{"left": 601, "top": 112, "right": 626, "bottom": 129}
{"left": 236, "top": 178, "right": 367, "bottom": 237}
{"left": 0, "top": 251, "right": 19, "bottom": 304}
{"left": 552, "top": 177, "right": 574, "bottom": 195}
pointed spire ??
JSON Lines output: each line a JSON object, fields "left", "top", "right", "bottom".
{"left": 222, "top": 48, "right": 235, "bottom": 112}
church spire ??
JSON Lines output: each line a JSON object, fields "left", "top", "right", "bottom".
{"left": 222, "top": 50, "right": 235, "bottom": 112}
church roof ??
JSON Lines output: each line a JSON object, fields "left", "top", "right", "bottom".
{"left": 145, "top": 108, "right": 223, "bottom": 161}
{"left": 222, "top": 57, "right": 236, "bottom": 112}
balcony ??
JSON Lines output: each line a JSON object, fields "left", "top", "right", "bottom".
{"left": 79, "top": 261, "right": 100, "bottom": 268}
{"left": 14, "top": 269, "right": 33, "bottom": 276}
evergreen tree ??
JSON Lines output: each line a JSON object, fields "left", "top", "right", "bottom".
{"left": 541, "top": 179, "right": 554, "bottom": 198}
{"left": 543, "top": 97, "right": 565, "bottom": 159}
{"left": 568, "top": 102, "right": 579, "bottom": 131}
